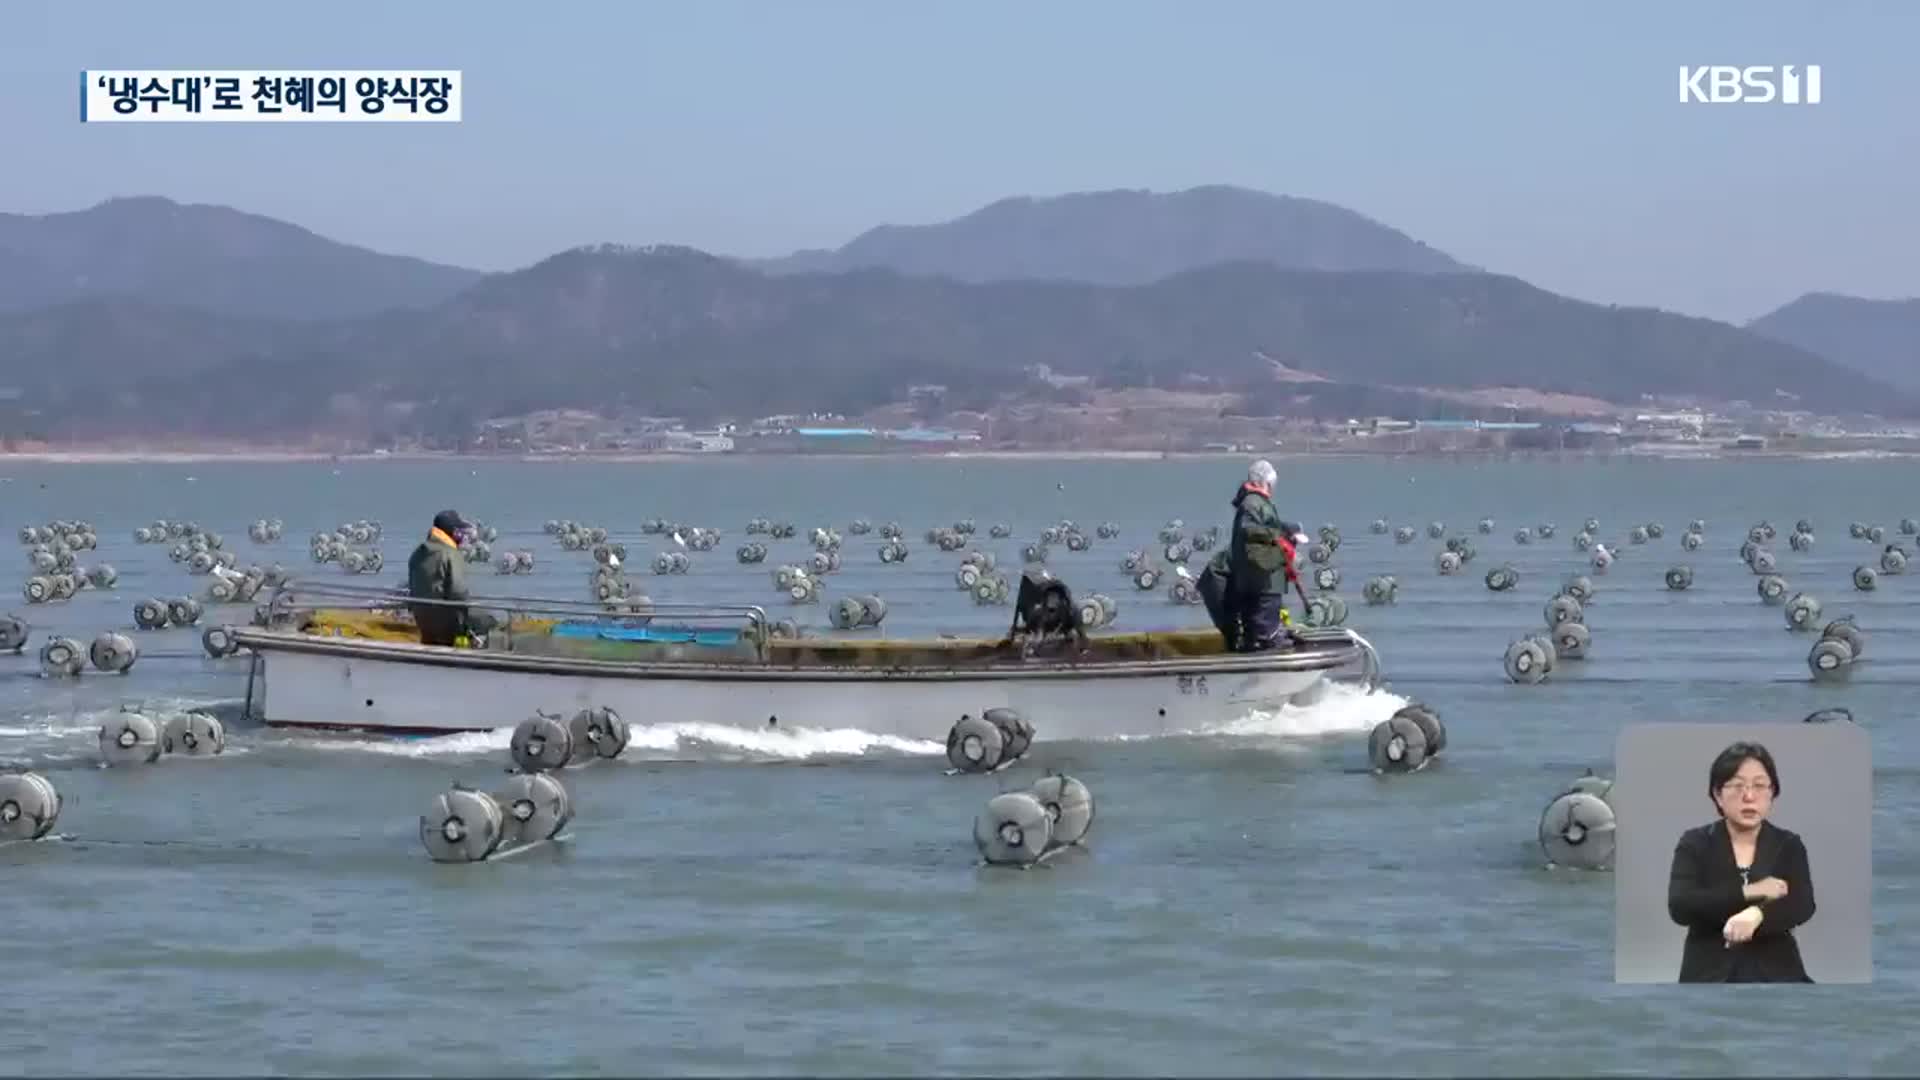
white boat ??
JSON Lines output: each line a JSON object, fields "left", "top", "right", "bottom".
{"left": 228, "top": 581, "right": 1383, "bottom": 741}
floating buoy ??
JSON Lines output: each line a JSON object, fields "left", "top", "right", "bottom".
{"left": 420, "top": 786, "right": 506, "bottom": 863}
{"left": 567, "top": 707, "right": 629, "bottom": 762}
{"left": 1574, "top": 532, "right": 1594, "bottom": 552}
{"left": 98, "top": 712, "right": 161, "bottom": 766}
{"left": 1362, "top": 576, "right": 1398, "bottom": 605}
{"left": 38, "top": 636, "right": 83, "bottom": 678}
{"left": 1537, "top": 524, "right": 1557, "bottom": 539}
{"left": 1303, "top": 594, "right": 1348, "bottom": 627}
{"left": 22, "top": 576, "right": 52, "bottom": 604}
{"left": 88, "top": 632, "right": 137, "bottom": 674}
{"left": 1808, "top": 637, "right": 1854, "bottom": 682}
{"left": 0, "top": 772, "right": 61, "bottom": 843}
{"left": 1822, "top": 617, "right": 1865, "bottom": 661}
{"left": 1479, "top": 518, "right": 1495, "bottom": 534}
{"left": 1630, "top": 526, "right": 1649, "bottom": 545}
{"left": 946, "top": 715, "right": 1006, "bottom": 773}
{"left": 1868, "top": 525, "right": 1886, "bottom": 543}
{"left": 1394, "top": 527, "right": 1416, "bottom": 545}
{"left": 983, "top": 708, "right": 1034, "bottom": 763}
{"left": 1484, "top": 565, "right": 1518, "bottom": 592}
{"left": 1436, "top": 551, "right": 1462, "bottom": 576}
{"left": 1368, "top": 713, "right": 1429, "bottom": 772}
{"left": 1750, "top": 549, "right": 1777, "bottom": 575}
{"left": 1544, "top": 594, "right": 1583, "bottom": 628}
{"left": 510, "top": 712, "right": 574, "bottom": 773}
{"left": 1312, "top": 566, "right": 1340, "bottom": 591}
{"left": 1853, "top": 566, "right": 1877, "bottom": 591}
{"left": 1785, "top": 592, "right": 1822, "bottom": 631}
{"left": 167, "top": 597, "right": 204, "bottom": 627}
{"left": 1682, "top": 531, "right": 1703, "bottom": 552}
{"left": 1514, "top": 528, "right": 1532, "bottom": 545}
{"left": 1505, "top": 637, "right": 1552, "bottom": 684}
{"left": 1562, "top": 576, "right": 1594, "bottom": 603}
{"left": 1647, "top": 523, "right": 1665, "bottom": 539}
{"left": 975, "top": 791, "right": 1053, "bottom": 866}
{"left": 1394, "top": 702, "right": 1446, "bottom": 757}
{"left": 162, "top": 712, "right": 225, "bottom": 755}
{"left": 1370, "top": 519, "right": 1389, "bottom": 534}
{"left": 0, "top": 613, "right": 27, "bottom": 653}
{"left": 1027, "top": 773, "right": 1094, "bottom": 849}
{"left": 1539, "top": 775, "right": 1616, "bottom": 870}
{"left": 1665, "top": 566, "right": 1693, "bottom": 591}
{"left": 1757, "top": 575, "right": 1789, "bottom": 605}
{"left": 1789, "top": 531, "right": 1813, "bottom": 553}
{"left": 1881, "top": 548, "right": 1908, "bottom": 575}
{"left": 492, "top": 773, "right": 572, "bottom": 848}
{"left": 1552, "top": 622, "right": 1590, "bottom": 660}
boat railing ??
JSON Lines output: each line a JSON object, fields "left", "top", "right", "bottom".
{"left": 1293, "top": 626, "right": 1383, "bottom": 691}
{"left": 262, "top": 578, "right": 776, "bottom": 661}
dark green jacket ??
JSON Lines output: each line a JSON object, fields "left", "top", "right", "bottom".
{"left": 407, "top": 532, "right": 470, "bottom": 643}
{"left": 1228, "top": 485, "right": 1301, "bottom": 595}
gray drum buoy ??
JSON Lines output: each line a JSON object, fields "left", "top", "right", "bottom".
{"left": 201, "top": 625, "right": 239, "bottom": 658}
{"left": 1436, "top": 551, "right": 1462, "bottom": 575}
{"left": 1869, "top": 525, "right": 1886, "bottom": 543}
{"left": 168, "top": 597, "right": 203, "bottom": 627}
{"left": 857, "top": 594, "right": 888, "bottom": 627}
{"left": 1539, "top": 784, "right": 1616, "bottom": 870}
{"left": 1394, "top": 703, "right": 1446, "bottom": 757}
{"left": 1882, "top": 548, "right": 1908, "bottom": 575}
{"left": 1479, "top": 518, "right": 1495, "bottom": 534}
{"left": 1682, "top": 531, "right": 1703, "bottom": 551}
{"left": 1305, "top": 594, "right": 1349, "bottom": 627}
{"left": 567, "top": 707, "right": 629, "bottom": 762}
{"left": 1363, "top": 576, "right": 1398, "bottom": 605}
{"left": 1665, "top": 566, "right": 1693, "bottom": 591}
{"left": 22, "top": 576, "right": 52, "bottom": 605}
{"left": 1562, "top": 576, "right": 1593, "bottom": 603}
{"left": 1313, "top": 566, "right": 1339, "bottom": 591}
{"left": 1371, "top": 519, "right": 1389, "bottom": 534}
{"left": 420, "top": 787, "right": 506, "bottom": 863}
{"left": 946, "top": 714, "right": 1005, "bottom": 773}
{"left": 1805, "top": 707, "right": 1854, "bottom": 724}
{"left": 38, "top": 636, "right": 84, "bottom": 678}
{"left": 1544, "top": 594, "right": 1583, "bottom": 628}
{"left": 984, "top": 707, "right": 1034, "bottom": 763}
{"left": 1808, "top": 637, "right": 1854, "bottom": 682}
{"left": 1853, "top": 566, "right": 1877, "bottom": 592}
{"left": 1757, "top": 575, "right": 1789, "bottom": 605}
{"left": 1485, "top": 565, "right": 1518, "bottom": 592}
{"left": 133, "top": 597, "right": 170, "bottom": 630}
{"left": 1552, "top": 622, "right": 1591, "bottom": 659}
{"left": 0, "top": 771, "right": 61, "bottom": 842}
{"left": 974, "top": 791, "right": 1054, "bottom": 866}
{"left": 1630, "top": 526, "right": 1649, "bottom": 545}
{"left": 1822, "top": 617, "right": 1865, "bottom": 660}
{"left": 1505, "top": 637, "right": 1551, "bottom": 684}
{"left": 1750, "top": 549, "right": 1777, "bottom": 575}
{"left": 88, "top": 632, "right": 138, "bottom": 674}
{"left": 511, "top": 712, "right": 574, "bottom": 773}
{"left": 1394, "top": 527, "right": 1415, "bottom": 545}
{"left": 99, "top": 712, "right": 161, "bottom": 766}
{"left": 830, "top": 596, "right": 866, "bottom": 630}
{"left": 0, "top": 613, "right": 27, "bottom": 653}
{"left": 1368, "top": 714, "right": 1429, "bottom": 773}
{"left": 162, "top": 712, "right": 225, "bottom": 756}
{"left": 1789, "top": 531, "right": 1813, "bottom": 553}
{"left": 492, "top": 772, "right": 572, "bottom": 847}
{"left": 1785, "top": 592, "right": 1822, "bottom": 631}
{"left": 1028, "top": 774, "right": 1094, "bottom": 848}
{"left": 1514, "top": 528, "right": 1532, "bottom": 545}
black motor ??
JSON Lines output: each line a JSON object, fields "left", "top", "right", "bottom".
{"left": 1195, "top": 551, "right": 1235, "bottom": 647}
{"left": 1006, "top": 568, "right": 1087, "bottom": 648}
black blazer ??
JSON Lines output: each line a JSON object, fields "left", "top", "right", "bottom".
{"left": 1667, "top": 819, "right": 1816, "bottom": 982}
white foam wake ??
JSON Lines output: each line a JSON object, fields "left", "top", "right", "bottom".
{"left": 1204, "top": 681, "right": 1412, "bottom": 739}
{"left": 290, "top": 721, "right": 943, "bottom": 762}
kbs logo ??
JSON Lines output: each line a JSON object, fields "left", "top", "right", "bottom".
{"left": 1679, "top": 65, "right": 1821, "bottom": 104}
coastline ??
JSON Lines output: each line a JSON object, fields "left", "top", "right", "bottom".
{"left": 4, "top": 445, "right": 1919, "bottom": 465}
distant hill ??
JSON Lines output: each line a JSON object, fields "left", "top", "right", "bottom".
{"left": 9, "top": 246, "right": 1911, "bottom": 440}
{"left": 1746, "top": 292, "right": 1920, "bottom": 393}
{"left": 0, "top": 196, "right": 485, "bottom": 321}
{"left": 751, "top": 185, "right": 1474, "bottom": 284}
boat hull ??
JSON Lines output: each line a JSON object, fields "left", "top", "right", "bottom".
{"left": 241, "top": 638, "right": 1347, "bottom": 741}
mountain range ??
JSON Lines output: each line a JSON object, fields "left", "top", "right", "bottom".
{"left": 0, "top": 188, "right": 1914, "bottom": 441}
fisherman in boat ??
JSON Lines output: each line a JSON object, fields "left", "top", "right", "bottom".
{"left": 1001, "top": 567, "right": 1090, "bottom": 657}
{"left": 406, "top": 510, "right": 494, "bottom": 647}
{"left": 1226, "top": 459, "right": 1309, "bottom": 652}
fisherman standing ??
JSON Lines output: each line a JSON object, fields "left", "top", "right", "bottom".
{"left": 407, "top": 510, "right": 487, "bottom": 646}
{"left": 1225, "top": 460, "right": 1308, "bottom": 652}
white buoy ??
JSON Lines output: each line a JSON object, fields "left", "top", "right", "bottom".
{"left": 1539, "top": 775, "right": 1616, "bottom": 870}
{"left": 0, "top": 772, "right": 61, "bottom": 843}
{"left": 419, "top": 786, "right": 505, "bottom": 863}
{"left": 161, "top": 712, "right": 226, "bottom": 756}
{"left": 510, "top": 712, "right": 574, "bottom": 773}
{"left": 99, "top": 712, "right": 162, "bottom": 766}
{"left": 88, "top": 632, "right": 138, "bottom": 674}
{"left": 974, "top": 791, "right": 1053, "bottom": 866}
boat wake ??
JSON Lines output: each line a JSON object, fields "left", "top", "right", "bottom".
{"left": 1188, "top": 681, "right": 1412, "bottom": 740}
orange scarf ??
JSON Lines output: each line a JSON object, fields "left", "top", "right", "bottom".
{"left": 428, "top": 527, "right": 458, "bottom": 548}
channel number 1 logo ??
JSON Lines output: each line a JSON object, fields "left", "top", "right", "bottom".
{"left": 1679, "top": 65, "right": 1821, "bottom": 104}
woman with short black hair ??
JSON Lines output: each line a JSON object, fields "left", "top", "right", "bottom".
{"left": 1667, "top": 740, "right": 1816, "bottom": 982}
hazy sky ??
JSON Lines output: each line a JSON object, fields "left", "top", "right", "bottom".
{"left": 1, "top": 0, "right": 1913, "bottom": 323}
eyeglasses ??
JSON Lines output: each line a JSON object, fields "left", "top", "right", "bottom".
{"left": 1719, "top": 780, "right": 1774, "bottom": 798}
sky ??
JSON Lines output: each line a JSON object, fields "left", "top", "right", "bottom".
{"left": 0, "top": 0, "right": 1914, "bottom": 324}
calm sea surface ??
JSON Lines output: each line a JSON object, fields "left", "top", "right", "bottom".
{"left": 2, "top": 455, "right": 1917, "bottom": 1076}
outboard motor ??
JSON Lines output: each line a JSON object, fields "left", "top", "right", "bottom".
{"left": 1005, "top": 568, "right": 1087, "bottom": 652}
